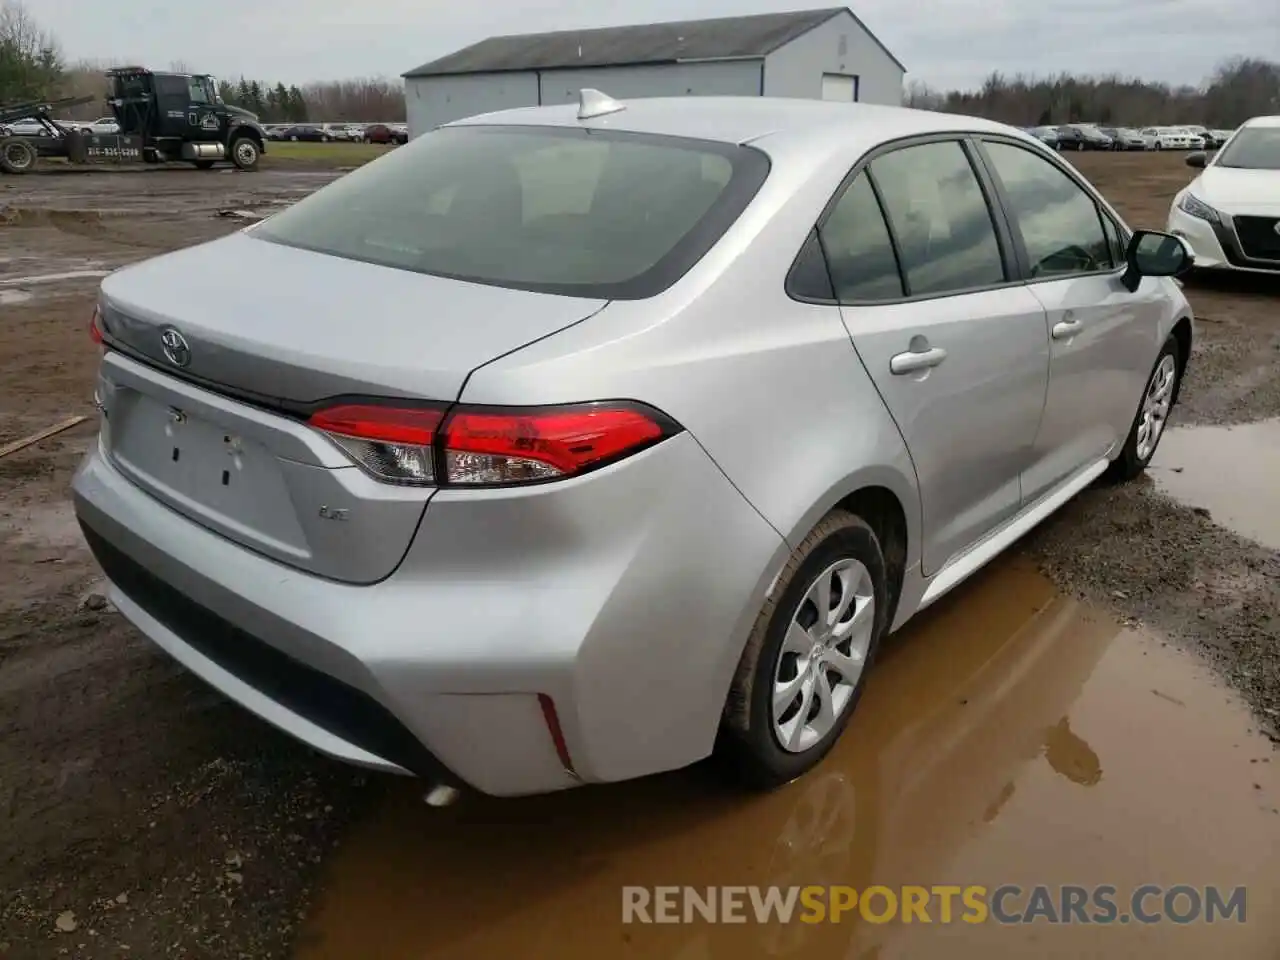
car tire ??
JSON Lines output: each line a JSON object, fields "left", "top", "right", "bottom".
{"left": 0, "top": 136, "right": 38, "bottom": 174}
{"left": 718, "top": 510, "right": 889, "bottom": 789}
{"left": 1105, "top": 336, "right": 1182, "bottom": 483}
{"left": 290, "top": 135, "right": 298, "bottom": 141}
{"left": 230, "top": 136, "right": 260, "bottom": 172}
{"left": 1154, "top": 142, "right": 1162, "bottom": 151}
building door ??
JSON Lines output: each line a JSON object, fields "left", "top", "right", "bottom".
{"left": 821, "top": 73, "right": 859, "bottom": 102}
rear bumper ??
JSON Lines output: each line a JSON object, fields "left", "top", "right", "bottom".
{"left": 73, "top": 429, "right": 785, "bottom": 797}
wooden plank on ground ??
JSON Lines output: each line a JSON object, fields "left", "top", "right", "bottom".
{"left": 0, "top": 415, "right": 89, "bottom": 459}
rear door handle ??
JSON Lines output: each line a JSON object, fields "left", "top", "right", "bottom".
{"left": 1052, "top": 319, "right": 1083, "bottom": 340}
{"left": 889, "top": 346, "right": 948, "bottom": 375}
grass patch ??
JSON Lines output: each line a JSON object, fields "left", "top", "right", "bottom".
{"left": 264, "top": 141, "right": 395, "bottom": 168}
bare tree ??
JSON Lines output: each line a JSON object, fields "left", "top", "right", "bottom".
{"left": 0, "top": 0, "right": 63, "bottom": 102}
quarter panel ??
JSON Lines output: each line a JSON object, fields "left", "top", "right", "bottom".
{"left": 458, "top": 135, "right": 923, "bottom": 569}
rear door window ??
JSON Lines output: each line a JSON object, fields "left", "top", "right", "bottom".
{"left": 818, "top": 173, "right": 904, "bottom": 301}
{"left": 868, "top": 141, "right": 1007, "bottom": 297}
{"left": 254, "top": 126, "right": 769, "bottom": 300}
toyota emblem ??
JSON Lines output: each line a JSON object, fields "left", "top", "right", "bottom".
{"left": 160, "top": 328, "right": 192, "bottom": 368}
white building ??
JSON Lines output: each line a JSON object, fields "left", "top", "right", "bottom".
{"left": 403, "top": 7, "right": 906, "bottom": 137}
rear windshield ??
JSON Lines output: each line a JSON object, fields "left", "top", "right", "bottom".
{"left": 254, "top": 125, "right": 770, "bottom": 299}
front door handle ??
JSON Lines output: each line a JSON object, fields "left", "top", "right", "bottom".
{"left": 890, "top": 346, "right": 948, "bottom": 375}
{"left": 1052, "top": 319, "right": 1083, "bottom": 340}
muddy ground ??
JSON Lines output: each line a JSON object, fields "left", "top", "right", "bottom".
{"left": 0, "top": 152, "right": 1277, "bottom": 958}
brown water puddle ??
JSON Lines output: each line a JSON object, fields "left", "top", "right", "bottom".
{"left": 1150, "top": 418, "right": 1280, "bottom": 550}
{"left": 295, "top": 560, "right": 1280, "bottom": 959}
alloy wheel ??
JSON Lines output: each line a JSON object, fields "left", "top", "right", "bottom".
{"left": 772, "top": 558, "right": 875, "bottom": 753}
{"left": 1136, "top": 353, "right": 1177, "bottom": 461}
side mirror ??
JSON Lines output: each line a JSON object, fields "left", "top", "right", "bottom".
{"left": 1185, "top": 151, "right": 1207, "bottom": 169}
{"left": 1121, "top": 230, "right": 1194, "bottom": 292}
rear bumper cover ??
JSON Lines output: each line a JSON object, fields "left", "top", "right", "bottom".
{"left": 73, "top": 429, "right": 785, "bottom": 796}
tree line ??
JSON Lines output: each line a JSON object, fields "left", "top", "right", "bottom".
{"left": 216, "top": 77, "right": 406, "bottom": 123}
{"left": 1, "top": 1, "right": 405, "bottom": 123}
{"left": 905, "top": 58, "right": 1280, "bottom": 128}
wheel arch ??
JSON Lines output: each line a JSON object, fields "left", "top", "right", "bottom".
{"left": 229, "top": 124, "right": 264, "bottom": 149}
{"left": 779, "top": 466, "right": 920, "bottom": 597}
{"left": 833, "top": 485, "right": 910, "bottom": 632}
{"left": 1170, "top": 315, "right": 1193, "bottom": 404}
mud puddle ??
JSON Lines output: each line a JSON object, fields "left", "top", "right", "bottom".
{"left": 1151, "top": 418, "right": 1280, "bottom": 550}
{"left": 295, "top": 561, "right": 1280, "bottom": 959}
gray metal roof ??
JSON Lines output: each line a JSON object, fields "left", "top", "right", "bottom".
{"left": 403, "top": 7, "right": 905, "bottom": 78}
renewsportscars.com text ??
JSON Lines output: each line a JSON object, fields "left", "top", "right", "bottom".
{"left": 622, "top": 884, "right": 1246, "bottom": 925}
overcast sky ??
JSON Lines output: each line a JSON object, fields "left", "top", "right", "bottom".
{"left": 28, "top": 0, "right": 1276, "bottom": 92}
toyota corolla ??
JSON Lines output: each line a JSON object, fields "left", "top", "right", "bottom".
{"left": 73, "top": 92, "right": 1195, "bottom": 799}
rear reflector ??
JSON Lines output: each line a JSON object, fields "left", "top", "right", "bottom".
{"left": 89, "top": 305, "right": 104, "bottom": 345}
{"left": 308, "top": 401, "right": 677, "bottom": 488}
{"left": 537, "top": 693, "right": 577, "bottom": 776}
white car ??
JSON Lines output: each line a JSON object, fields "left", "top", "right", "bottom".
{"left": 1167, "top": 115, "right": 1280, "bottom": 274}
{"left": 1141, "top": 127, "right": 1198, "bottom": 150}
{"left": 79, "top": 117, "right": 121, "bottom": 136}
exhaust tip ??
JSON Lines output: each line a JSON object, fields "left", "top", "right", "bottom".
{"left": 424, "top": 785, "right": 460, "bottom": 807}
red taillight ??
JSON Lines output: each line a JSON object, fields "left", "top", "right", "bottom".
{"left": 307, "top": 401, "right": 675, "bottom": 487}
{"left": 89, "top": 306, "right": 104, "bottom": 345}
{"left": 308, "top": 403, "right": 445, "bottom": 485}
{"left": 309, "top": 404, "right": 442, "bottom": 446}
{"left": 442, "top": 406, "right": 665, "bottom": 485}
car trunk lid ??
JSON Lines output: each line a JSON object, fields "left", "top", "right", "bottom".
{"left": 95, "top": 232, "right": 607, "bottom": 583}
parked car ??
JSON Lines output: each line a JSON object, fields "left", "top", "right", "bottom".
{"left": 1140, "top": 127, "right": 1198, "bottom": 150}
{"left": 1180, "top": 125, "right": 1212, "bottom": 147}
{"left": 279, "top": 124, "right": 326, "bottom": 142}
{"left": 75, "top": 96, "right": 1195, "bottom": 799}
{"left": 1057, "top": 124, "right": 1111, "bottom": 150}
{"left": 0, "top": 118, "right": 59, "bottom": 138}
{"left": 77, "top": 116, "right": 121, "bottom": 136}
{"left": 1168, "top": 114, "right": 1280, "bottom": 274}
{"left": 314, "top": 123, "right": 351, "bottom": 141}
{"left": 263, "top": 124, "right": 292, "bottom": 141}
{"left": 1103, "top": 127, "right": 1149, "bottom": 151}
{"left": 1028, "top": 126, "right": 1060, "bottom": 149}
{"left": 1210, "top": 129, "right": 1235, "bottom": 147}
{"left": 362, "top": 123, "right": 408, "bottom": 145}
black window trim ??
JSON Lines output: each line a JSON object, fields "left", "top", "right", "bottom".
{"left": 970, "top": 135, "right": 1131, "bottom": 285}
{"left": 786, "top": 131, "right": 1024, "bottom": 307}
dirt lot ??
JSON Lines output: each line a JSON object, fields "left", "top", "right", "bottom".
{"left": 1, "top": 152, "right": 1277, "bottom": 959}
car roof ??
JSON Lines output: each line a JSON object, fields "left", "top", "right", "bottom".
{"left": 1242, "top": 115, "right": 1280, "bottom": 129}
{"left": 445, "top": 96, "right": 1028, "bottom": 152}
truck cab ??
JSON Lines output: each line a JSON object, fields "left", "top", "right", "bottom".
{"left": 107, "top": 67, "right": 266, "bottom": 170}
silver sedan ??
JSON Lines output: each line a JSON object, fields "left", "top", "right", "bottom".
{"left": 73, "top": 92, "right": 1194, "bottom": 798}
